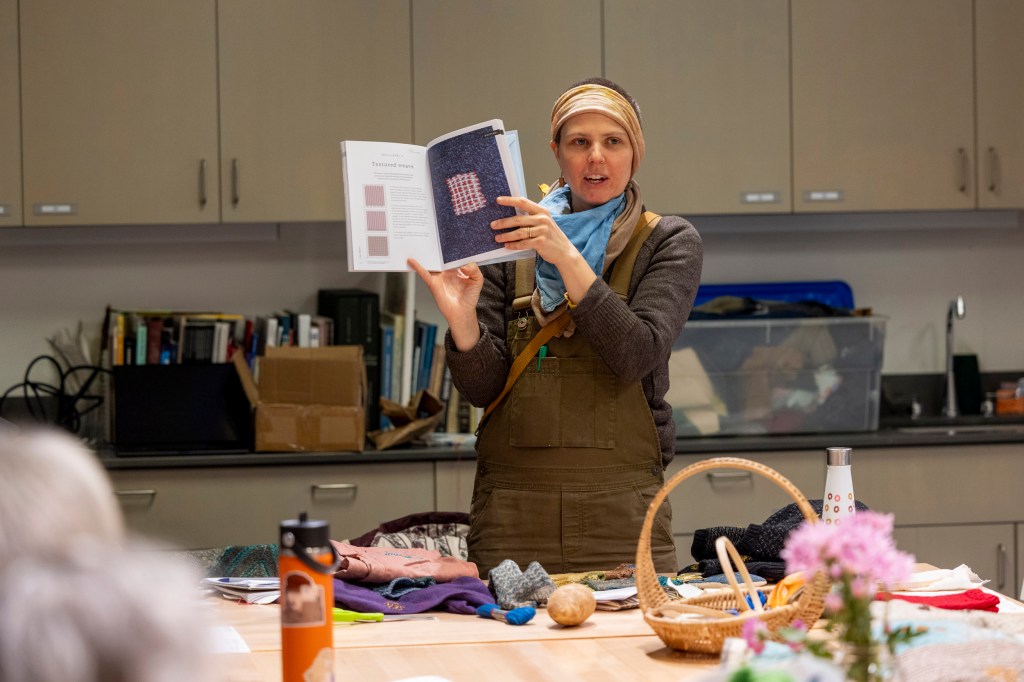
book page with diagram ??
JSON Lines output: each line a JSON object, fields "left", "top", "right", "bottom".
{"left": 342, "top": 140, "right": 443, "bottom": 271}
{"left": 342, "top": 119, "right": 531, "bottom": 272}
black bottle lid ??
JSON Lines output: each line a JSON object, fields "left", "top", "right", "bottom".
{"left": 280, "top": 511, "right": 330, "bottom": 552}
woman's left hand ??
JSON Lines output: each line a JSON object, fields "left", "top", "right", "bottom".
{"left": 491, "top": 196, "right": 577, "bottom": 268}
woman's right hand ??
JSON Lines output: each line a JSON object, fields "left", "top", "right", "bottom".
{"left": 407, "top": 259, "right": 483, "bottom": 352}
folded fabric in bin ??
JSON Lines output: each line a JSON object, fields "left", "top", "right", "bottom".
{"left": 665, "top": 348, "right": 722, "bottom": 435}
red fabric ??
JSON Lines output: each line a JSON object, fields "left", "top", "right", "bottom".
{"left": 876, "top": 588, "right": 1000, "bottom": 612}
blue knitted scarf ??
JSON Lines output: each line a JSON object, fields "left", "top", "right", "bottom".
{"left": 535, "top": 185, "right": 626, "bottom": 312}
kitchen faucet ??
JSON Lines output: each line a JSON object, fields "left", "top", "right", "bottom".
{"left": 944, "top": 295, "right": 966, "bottom": 417}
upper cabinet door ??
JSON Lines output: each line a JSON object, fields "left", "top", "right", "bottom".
{"left": 604, "top": 0, "right": 791, "bottom": 215}
{"left": 792, "top": 0, "right": 974, "bottom": 212}
{"left": 976, "top": 0, "right": 1024, "bottom": 209}
{"left": 0, "top": 0, "right": 21, "bottom": 225}
{"left": 20, "top": 1, "right": 219, "bottom": 226}
{"left": 412, "top": 0, "right": 602, "bottom": 199}
{"left": 218, "top": 1, "right": 412, "bottom": 224}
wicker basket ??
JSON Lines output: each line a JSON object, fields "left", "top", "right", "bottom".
{"left": 635, "top": 456, "right": 830, "bottom": 655}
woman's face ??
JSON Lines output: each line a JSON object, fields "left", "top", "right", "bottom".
{"left": 552, "top": 112, "right": 634, "bottom": 212}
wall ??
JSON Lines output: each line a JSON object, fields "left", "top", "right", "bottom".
{"left": 2, "top": 213, "right": 1021, "bottom": 400}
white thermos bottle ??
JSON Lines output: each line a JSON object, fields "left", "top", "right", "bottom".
{"left": 823, "top": 446, "right": 855, "bottom": 525}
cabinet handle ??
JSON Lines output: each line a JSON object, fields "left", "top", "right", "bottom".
{"left": 199, "top": 159, "right": 208, "bottom": 207}
{"left": 705, "top": 472, "right": 753, "bottom": 482}
{"left": 957, "top": 147, "right": 968, "bottom": 194}
{"left": 996, "top": 543, "right": 1007, "bottom": 590}
{"left": 987, "top": 147, "right": 1000, "bottom": 194}
{"left": 231, "top": 158, "right": 240, "bottom": 206}
{"left": 114, "top": 489, "right": 157, "bottom": 502}
{"left": 311, "top": 483, "right": 358, "bottom": 496}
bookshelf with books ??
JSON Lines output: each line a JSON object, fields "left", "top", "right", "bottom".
{"left": 104, "top": 308, "right": 246, "bottom": 369}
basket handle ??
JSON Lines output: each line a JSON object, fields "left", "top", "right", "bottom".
{"left": 715, "top": 536, "right": 764, "bottom": 613}
{"left": 635, "top": 456, "right": 819, "bottom": 614}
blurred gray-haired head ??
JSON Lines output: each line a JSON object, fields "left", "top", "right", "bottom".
{"left": 0, "top": 539, "right": 216, "bottom": 682}
{"left": 0, "top": 426, "right": 124, "bottom": 566}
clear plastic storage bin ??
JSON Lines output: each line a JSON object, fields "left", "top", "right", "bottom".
{"left": 668, "top": 316, "right": 886, "bottom": 436}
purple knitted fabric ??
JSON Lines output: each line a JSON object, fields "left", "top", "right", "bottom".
{"left": 334, "top": 575, "right": 493, "bottom": 615}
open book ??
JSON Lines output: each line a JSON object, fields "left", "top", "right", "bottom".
{"left": 341, "top": 119, "right": 534, "bottom": 272}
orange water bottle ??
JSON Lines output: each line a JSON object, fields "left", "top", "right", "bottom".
{"left": 279, "top": 512, "right": 341, "bottom": 682}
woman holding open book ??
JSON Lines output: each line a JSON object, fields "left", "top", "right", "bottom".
{"left": 410, "top": 78, "right": 703, "bottom": 575}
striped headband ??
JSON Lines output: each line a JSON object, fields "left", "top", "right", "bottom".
{"left": 550, "top": 84, "right": 645, "bottom": 176}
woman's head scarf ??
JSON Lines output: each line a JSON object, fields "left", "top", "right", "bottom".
{"left": 549, "top": 83, "right": 645, "bottom": 177}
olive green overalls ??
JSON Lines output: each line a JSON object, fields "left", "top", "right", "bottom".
{"left": 468, "top": 213, "right": 677, "bottom": 575}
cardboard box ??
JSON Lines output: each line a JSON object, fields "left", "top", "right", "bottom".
{"left": 233, "top": 346, "right": 366, "bottom": 452}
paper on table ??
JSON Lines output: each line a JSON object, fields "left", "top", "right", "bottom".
{"left": 206, "top": 626, "right": 251, "bottom": 653}
{"left": 591, "top": 586, "right": 638, "bottom": 602}
{"left": 891, "top": 564, "right": 987, "bottom": 591}
{"left": 201, "top": 577, "right": 280, "bottom": 590}
{"left": 217, "top": 589, "right": 280, "bottom": 605}
{"left": 201, "top": 577, "right": 281, "bottom": 605}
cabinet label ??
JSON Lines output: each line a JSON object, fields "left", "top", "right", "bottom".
{"left": 33, "top": 203, "right": 78, "bottom": 216}
{"left": 804, "top": 190, "right": 844, "bottom": 202}
{"left": 740, "top": 192, "right": 781, "bottom": 204}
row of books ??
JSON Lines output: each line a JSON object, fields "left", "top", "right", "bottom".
{"left": 104, "top": 308, "right": 336, "bottom": 368}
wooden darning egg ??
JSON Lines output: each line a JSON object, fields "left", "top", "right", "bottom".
{"left": 546, "top": 584, "right": 596, "bottom": 626}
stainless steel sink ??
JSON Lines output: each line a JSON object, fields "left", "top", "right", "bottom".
{"left": 896, "top": 423, "right": 1024, "bottom": 435}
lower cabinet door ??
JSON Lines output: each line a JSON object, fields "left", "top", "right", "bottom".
{"left": 894, "top": 523, "right": 1016, "bottom": 597}
{"left": 110, "top": 462, "right": 434, "bottom": 550}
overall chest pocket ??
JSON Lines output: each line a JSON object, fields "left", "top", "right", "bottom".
{"left": 508, "top": 356, "right": 618, "bottom": 448}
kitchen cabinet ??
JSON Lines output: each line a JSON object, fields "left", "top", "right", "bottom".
{"left": 1017, "top": 525, "right": 1024, "bottom": 599}
{"left": 665, "top": 452, "right": 821, "bottom": 570}
{"left": 217, "top": 1, "right": 412, "bottom": 223}
{"left": 19, "top": 0, "right": 219, "bottom": 226}
{"left": 667, "top": 452, "right": 822, "bottom": 537}
{"left": 853, "top": 444, "right": 1024, "bottom": 526}
{"left": 975, "top": 0, "right": 1024, "bottom": 209}
{"left": 411, "top": 0, "right": 602, "bottom": 199}
{"left": 0, "top": 0, "right": 20, "bottom": 225}
{"left": 894, "top": 524, "right": 1016, "bottom": 598}
{"left": 435, "top": 459, "right": 476, "bottom": 512}
{"left": 669, "top": 444, "right": 1024, "bottom": 597}
{"left": 791, "top": 0, "right": 974, "bottom": 212}
{"left": 110, "top": 462, "right": 434, "bottom": 550}
{"left": 604, "top": 0, "right": 791, "bottom": 215}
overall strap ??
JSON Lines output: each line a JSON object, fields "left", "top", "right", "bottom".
{"left": 608, "top": 210, "right": 660, "bottom": 298}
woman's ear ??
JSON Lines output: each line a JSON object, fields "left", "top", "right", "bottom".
{"left": 550, "top": 140, "right": 564, "bottom": 176}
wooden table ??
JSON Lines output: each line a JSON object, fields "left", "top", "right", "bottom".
{"left": 206, "top": 598, "right": 721, "bottom": 682}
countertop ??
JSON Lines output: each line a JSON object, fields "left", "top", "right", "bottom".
{"left": 98, "top": 419, "right": 1024, "bottom": 470}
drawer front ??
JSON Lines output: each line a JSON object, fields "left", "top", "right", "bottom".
{"left": 855, "top": 444, "right": 1024, "bottom": 525}
{"left": 894, "top": 523, "right": 1016, "bottom": 597}
{"left": 666, "top": 452, "right": 823, "bottom": 536}
{"left": 110, "top": 462, "right": 434, "bottom": 550}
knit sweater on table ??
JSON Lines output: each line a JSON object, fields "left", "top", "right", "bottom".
{"left": 443, "top": 215, "right": 703, "bottom": 467}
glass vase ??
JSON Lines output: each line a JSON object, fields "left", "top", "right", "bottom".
{"left": 835, "top": 640, "right": 895, "bottom": 682}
